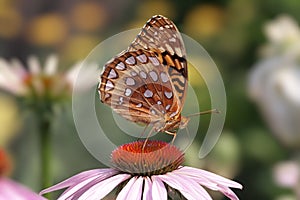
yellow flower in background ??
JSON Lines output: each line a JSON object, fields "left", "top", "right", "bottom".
{"left": 26, "top": 13, "right": 68, "bottom": 46}
{"left": 0, "top": 96, "right": 20, "bottom": 146}
{"left": 126, "top": 19, "right": 147, "bottom": 30}
{"left": 184, "top": 4, "right": 225, "bottom": 39}
{"left": 61, "top": 34, "right": 100, "bottom": 62}
{"left": 70, "top": 2, "right": 107, "bottom": 32}
{"left": 188, "top": 61, "right": 208, "bottom": 88}
{"left": 0, "top": 4, "right": 22, "bottom": 39}
{"left": 136, "top": 0, "right": 175, "bottom": 20}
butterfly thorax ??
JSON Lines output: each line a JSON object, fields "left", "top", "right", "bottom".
{"left": 154, "top": 114, "right": 189, "bottom": 133}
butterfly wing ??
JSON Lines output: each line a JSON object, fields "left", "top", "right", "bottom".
{"left": 128, "top": 15, "right": 188, "bottom": 110}
{"left": 99, "top": 49, "right": 181, "bottom": 125}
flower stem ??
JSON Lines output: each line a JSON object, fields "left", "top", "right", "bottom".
{"left": 40, "top": 113, "right": 52, "bottom": 199}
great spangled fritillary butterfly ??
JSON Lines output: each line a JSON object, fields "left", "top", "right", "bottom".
{"left": 98, "top": 15, "right": 211, "bottom": 142}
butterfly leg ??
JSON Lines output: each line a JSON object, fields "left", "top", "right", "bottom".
{"left": 165, "top": 130, "right": 177, "bottom": 144}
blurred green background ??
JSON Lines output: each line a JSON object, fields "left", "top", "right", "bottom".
{"left": 0, "top": 0, "right": 300, "bottom": 199}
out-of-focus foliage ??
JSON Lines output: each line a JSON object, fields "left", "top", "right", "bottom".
{"left": 0, "top": 0, "right": 299, "bottom": 199}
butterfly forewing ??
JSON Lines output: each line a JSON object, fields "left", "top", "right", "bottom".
{"left": 99, "top": 49, "right": 181, "bottom": 125}
{"left": 128, "top": 15, "right": 188, "bottom": 108}
{"left": 128, "top": 15, "right": 185, "bottom": 58}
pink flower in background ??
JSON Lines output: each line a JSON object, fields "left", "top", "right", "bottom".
{"left": 40, "top": 141, "right": 242, "bottom": 199}
{"left": 0, "top": 54, "right": 84, "bottom": 98}
{"left": 0, "top": 149, "right": 45, "bottom": 200}
{"left": 273, "top": 160, "right": 300, "bottom": 199}
{"left": 0, "top": 178, "right": 46, "bottom": 200}
{"left": 273, "top": 161, "right": 299, "bottom": 188}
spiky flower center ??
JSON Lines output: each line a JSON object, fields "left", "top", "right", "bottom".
{"left": 111, "top": 140, "right": 184, "bottom": 176}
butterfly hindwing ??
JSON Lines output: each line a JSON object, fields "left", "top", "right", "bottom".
{"left": 99, "top": 49, "right": 181, "bottom": 125}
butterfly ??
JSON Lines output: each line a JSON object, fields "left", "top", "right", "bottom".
{"left": 98, "top": 15, "right": 215, "bottom": 143}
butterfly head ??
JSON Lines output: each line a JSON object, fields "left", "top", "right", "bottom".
{"left": 155, "top": 113, "right": 190, "bottom": 133}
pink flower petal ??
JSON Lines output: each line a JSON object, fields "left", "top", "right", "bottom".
{"left": 57, "top": 175, "right": 106, "bottom": 200}
{"left": 143, "top": 177, "right": 152, "bottom": 200}
{"left": 151, "top": 176, "right": 168, "bottom": 200}
{"left": 273, "top": 161, "right": 300, "bottom": 188}
{"left": 66, "top": 61, "right": 98, "bottom": 91}
{"left": 172, "top": 169, "right": 219, "bottom": 190}
{"left": 65, "top": 62, "right": 81, "bottom": 86}
{"left": 116, "top": 176, "right": 143, "bottom": 200}
{"left": 63, "top": 173, "right": 122, "bottom": 200}
{"left": 173, "top": 166, "right": 242, "bottom": 200}
{"left": 0, "top": 58, "right": 26, "bottom": 95}
{"left": 28, "top": 56, "right": 41, "bottom": 75}
{"left": 77, "top": 173, "right": 131, "bottom": 200}
{"left": 0, "top": 178, "right": 45, "bottom": 200}
{"left": 116, "top": 177, "right": 136, "bottom": 200}
{"left": 218, "top": 185, "right": 240, "bottom": 200}
{"left": 40, "top": 168, "right": 117, "bottom": 195}
{"left": 44, "top": 54, "right": 58, "bottom": 76}
{"left": 159, "top": 173, "right": 212, "bottom": 200}
{"left": 10, "top": 59, "right": 28, "bottom": 78}
{"left": 177, "top": 166, "right": 243, "bottom": 189}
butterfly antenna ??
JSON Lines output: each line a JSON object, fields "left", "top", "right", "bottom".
{"left": 137, "top": 124, "right": 150, "bottom": 141}
{"left": 186, "top": 109, "right": 220, "bottom": 118}
{"left": 142, "top": 127, "right": 155, "bottom": 151}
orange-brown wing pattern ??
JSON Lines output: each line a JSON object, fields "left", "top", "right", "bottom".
{"left": 99, "top": 49, "right": 180, "bottom": 125}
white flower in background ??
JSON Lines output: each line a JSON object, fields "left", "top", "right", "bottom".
{"left": 0, "top": 54, "right": 86, "bottom": 99}
{"left": 265, "top": 15, "right": 300, "bottom": 45}
{"left": 249, "top": 57, "right": 300, "bottom": 148}
{"left": 249, "top": 15, "right": 300, "bottom": 148}
{"left": 0, "top": 96, "right": 20, "bottom": 146}
{"left": 261, "top": 14, "right": 300, "bottom": 58}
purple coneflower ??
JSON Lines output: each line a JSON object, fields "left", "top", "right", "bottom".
{"left": 0, "top": 149, "right": 45, "bottom": 200}
{"left": 40, "top": 140, "right": 242, "bottom": 199}
{"left": 0, "top": 54, "right": 83, "bottom": 98}
{"left": 0, "top": 54, "right": 93, "bottom": 191}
